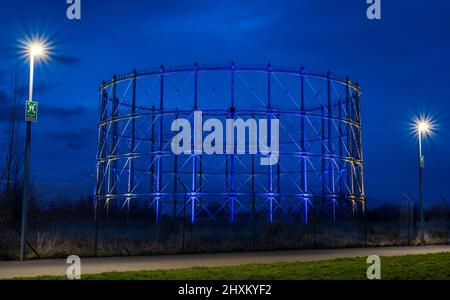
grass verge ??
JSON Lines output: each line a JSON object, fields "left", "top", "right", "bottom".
{"left": 23, "top": 252, "right": 450, "bottom": 280}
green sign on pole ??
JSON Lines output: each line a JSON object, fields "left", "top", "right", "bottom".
{"left": 25, "top": 101, "right": 38, "bottom": 123}
{"left": 420, "top": 155, "right": 425, "bottom": 169}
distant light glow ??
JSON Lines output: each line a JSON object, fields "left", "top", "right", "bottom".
{"left": 18, "top": 35, "right": 52, "bottom": 62}
{"left": 418, "top": 121, "right": 430, "bottom": 134}
{"left": 411, "top": 115, "right": 434, "bottom": 138}
{"left": 417, "top": 120, "right": 431, "bottom": 135}
{"left": 29, "top": 43, "right": 45, "bottom": 57}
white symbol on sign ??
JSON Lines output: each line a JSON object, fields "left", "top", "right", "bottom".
{"left": 28, "top": 104, "right": 36, "bottom": 113}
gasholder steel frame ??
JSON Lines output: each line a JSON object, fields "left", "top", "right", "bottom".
{"left": 95, "top": 63, "right": 365, "bottom": 225}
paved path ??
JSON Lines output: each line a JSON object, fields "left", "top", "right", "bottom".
{"left": 1, "top": 245, "right": 450, "bottom": 279}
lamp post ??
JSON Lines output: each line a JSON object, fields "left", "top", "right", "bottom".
{"left": 20, "top": 42, "right": 46, "bottom": 261}
{"left": 417, "top": 120, "right": 429, "bottom": 246}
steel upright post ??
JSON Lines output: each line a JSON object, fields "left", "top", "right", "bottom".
{"left": 355, "top": 84, "right": 365, "bottom": 213}
{"left": 327, "top": 72, "right": 336, "bottom": 223}
{"left": 127, "top": 70, "right": 137, "bottom": 221}
{"left": 350, "top": 87, "right": 356, "bottom": 211}
{"left": 300, "top": 68, "right": 308, "bottom": 224}
{"left": 156, "top": 67, "right": 165, "bottom": 224}
{"left": 230, "top": 62, "right": 236, "bottom": 223}
{"left": 191, "top": 63, "right": 199, "bottom": 224}
{"left": 321, "top": 105, "right": 326, "bottom": 204}
{"left": 276, "top": 112, "right": 281, "bottom": 219}
{"left": 338, "top": 96, "right": 343, "bottom": 200}
{"left": 267, "top": 63, "right": 273, "bottom": 224}
{"left": 345, "top": 78, "right": 354, "bottom": 211}
{"left": 150, "top": 106, "right": 155, "bottom": 198}
{"left": 96, "top": 85, "right": 108, "bottom": 203}
{"left": 108, "top": 75, "right": 118, "bottom": 217}
{"left": 173, "top": 109, "right": 179, "bottom": 218}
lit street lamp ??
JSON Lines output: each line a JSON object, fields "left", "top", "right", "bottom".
{"left": 20, "top": 41, "right": 47, "bottom": 261}
{"left": 417, "top": 120, "right": 430, "bottom": 246}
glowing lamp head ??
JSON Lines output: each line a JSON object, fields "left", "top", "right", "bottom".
{"left": 417, "top": 121, "right": 430, "bottom": 134}
{"left": 29, "top": 43, "right": 46, "bottom": 58}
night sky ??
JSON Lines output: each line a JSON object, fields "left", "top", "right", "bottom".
{"left": 0, "top": 0, "right": 449, "bottom": 206}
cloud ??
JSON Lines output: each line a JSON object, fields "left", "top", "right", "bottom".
{"left": 16, "top": 82, "right": 58, "bottom": 98}
{"left": 53, "top": 55, "right": 81, "bottom": 65}
{"left": 46, "top": 128, "right": 95, "bottom": 150}
{"left": 151, "top": 2, "right": 283, "bottom": 35}
{"left": 41, "top": 105, "right": 87, "bottom": 118}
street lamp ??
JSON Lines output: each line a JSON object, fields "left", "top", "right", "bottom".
{"left": 20, "top": 41, "right": 48, "bottom": 261}
{"left": 417, "top": 119, "right": 430, "bottom": 246}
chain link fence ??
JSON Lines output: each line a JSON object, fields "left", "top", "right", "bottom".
{"left": 0, "top": 180, "right": 449, "bottom": 260}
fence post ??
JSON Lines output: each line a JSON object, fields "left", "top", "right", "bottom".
{"left": 313, "top": 199, "right": 318, "bottom": 248}
{"left": 364, "top": 212, "right": 368, "bottom": 247}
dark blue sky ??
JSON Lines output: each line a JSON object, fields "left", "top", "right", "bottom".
{"left": 0, "top": 0, "right": 449, "bottom": 205}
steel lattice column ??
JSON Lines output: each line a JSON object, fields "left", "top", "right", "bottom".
{"left": 300, "top": 68, "right": 308, "bottom": 224}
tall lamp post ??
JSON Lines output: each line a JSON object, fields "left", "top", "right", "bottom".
{"left": 417, "top": 120, "right": 430, "bottom": 246}
{"left": 20, "top": 42, "right": 47, "bottom": 261}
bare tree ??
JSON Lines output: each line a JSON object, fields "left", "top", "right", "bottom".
{"left": 1, "top": 67, "right": 25, "bottom": 187}
{"left": 0, "top": 67, "right": 25, "bottom": 225}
